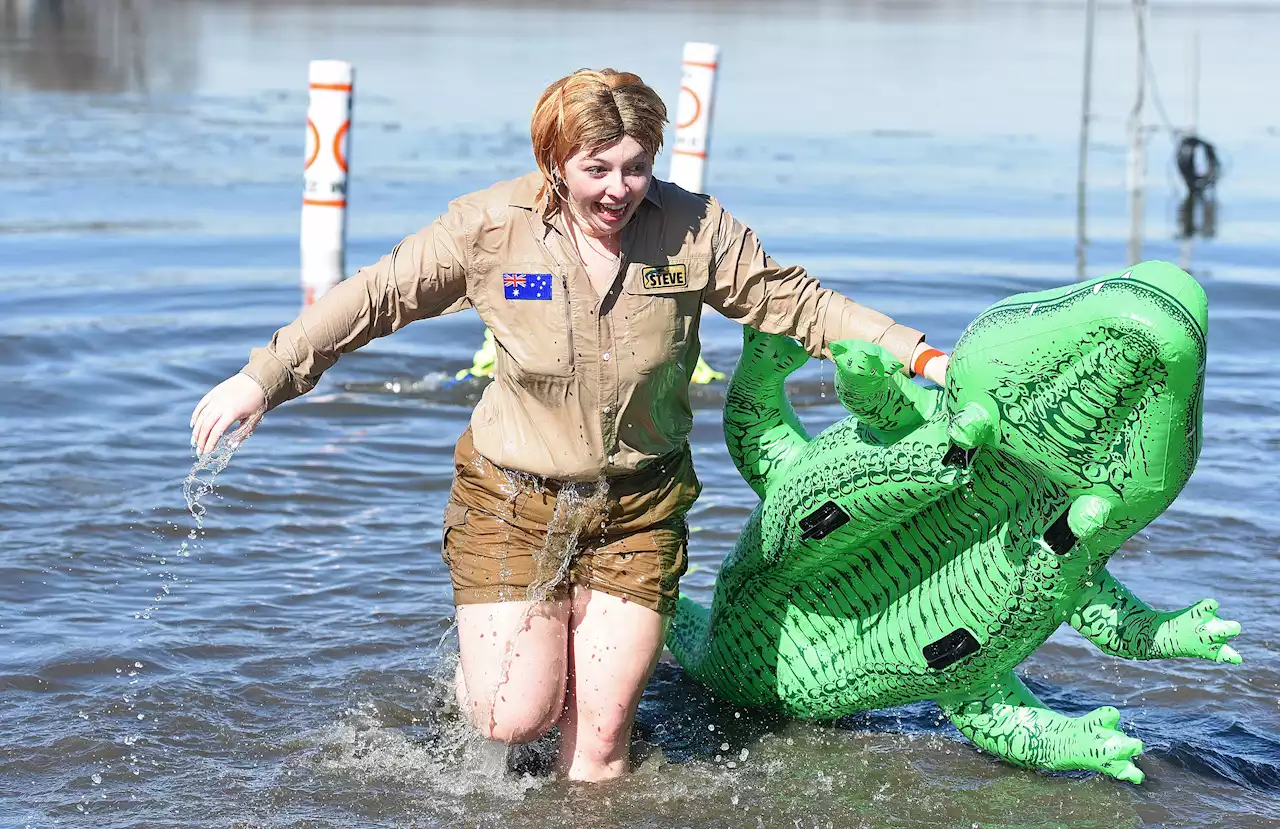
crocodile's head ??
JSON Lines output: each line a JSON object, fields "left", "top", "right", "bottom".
{"left": 944, "top": 261, "right": 1208, "bottom": 548}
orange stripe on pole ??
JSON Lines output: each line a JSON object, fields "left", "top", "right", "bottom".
{"left": 333, "top": 120, "right": 350, "bottom": 173}
{"left": 303, "top": 198, "right": 347, "bottom": 207}
{"left": 675, "top": 86, "right": 702, "bottom": 130}
{"left": 673, "top": 149, "right": 707, "bottom": 159}
{"left": 683, "top": 60, "right": 718, "bottom": 70}
{"left": 310, "top": 83, "right": 352, "bottom": 92}
{"left": 304, "top": 119, "right": 320, "bottom": 170}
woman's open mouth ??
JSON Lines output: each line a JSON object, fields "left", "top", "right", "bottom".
{"left": 595, "top": 202, "right": 628, "bottom": 222}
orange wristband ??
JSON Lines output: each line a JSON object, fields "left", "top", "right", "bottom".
{"left": 912, "top": 347, "right": 945, "bottom": 377}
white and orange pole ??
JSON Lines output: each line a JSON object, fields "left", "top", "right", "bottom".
{"left": 669, "top": 43, "right": 725, "bottom": 385}
{"left": 301, "top": 60, "right": 353, "bottom": 307}
{"left": 668, "top": 42, "right": 719, "bottom": 195}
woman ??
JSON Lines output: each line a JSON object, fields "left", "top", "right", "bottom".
{"left": 190, "top": 68, "right": 949, "bottom": 782}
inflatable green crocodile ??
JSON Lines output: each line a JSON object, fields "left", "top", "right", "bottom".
{"left": 668, "top": 261, "right": 1241, "bottom": 784}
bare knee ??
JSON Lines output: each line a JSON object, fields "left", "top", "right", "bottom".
{"left": 456, "top": 667, "right": 563, "bottom": 743}
{"left": 471, "top": 695, "right": 563, "bottom": 744}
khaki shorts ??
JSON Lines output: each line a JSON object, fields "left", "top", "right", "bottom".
{"left": 440, "top": 428, "right": 700, "bottom": 616}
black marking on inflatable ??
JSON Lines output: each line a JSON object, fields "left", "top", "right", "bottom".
{"left": 968, "top": 278, "right": 1205, "bottom": 342}
{"left": 923, "top": 628, "right": 981, "bottom": 671}
{"left": 942, "top": 444, "right": 975, "bottom": 469}
{"left": 800, "top": 501, "right": 850, "bottom": 540}
{"left": 1043, "top": 511, "right": 1077, "bottom": 556}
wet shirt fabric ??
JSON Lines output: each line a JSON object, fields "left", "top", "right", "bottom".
{"left": 242, "top": 171, "right": 926, "bottom": 480}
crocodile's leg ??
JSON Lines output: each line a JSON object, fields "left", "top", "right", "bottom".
{"left": 829, "top": 339, "right": 937, "bottom": 436}
{"left": 724, "top": 328, "right": 812, "bottom": 498}
{"left": 759, "top": 369, "right": 1003, "bottom": 562}
{"left": 1070, "top": 569, "right": 1242, "bottom": 664}
{"left": 940, "top": 672, "right": 1146, "bottom": 783}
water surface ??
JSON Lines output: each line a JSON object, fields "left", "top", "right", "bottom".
{"left": 2, "top": 2, "right": 1278, "bottom": 827}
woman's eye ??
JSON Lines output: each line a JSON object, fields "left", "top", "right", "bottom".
{"left": 587, "top": 166, "right": 605, "bottom": 175}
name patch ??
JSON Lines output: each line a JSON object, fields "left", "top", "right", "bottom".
{"left": 640, "top": 264, "right": 688, "bottom": 291}
{"left": 503, "top": 272, "right": 553, "bottom": 300}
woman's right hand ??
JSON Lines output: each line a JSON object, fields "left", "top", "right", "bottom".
{"left": 190, "top": 373, "right": 268, "bottom": 456}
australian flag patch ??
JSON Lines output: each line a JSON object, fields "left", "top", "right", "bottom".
{"left": 503, "top": 272, "right": 553, "bottom": 300}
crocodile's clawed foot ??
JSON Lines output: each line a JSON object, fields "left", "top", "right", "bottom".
{"left": 1155, "top": 598, "right": 1243, "bottom": 663}
{"left": 745, "top": 327, "right": 809, "bottom": 375}
{"left": 1072, "top": 706, "right": 1146, "bottom": 784}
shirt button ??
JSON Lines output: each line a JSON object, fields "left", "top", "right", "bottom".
{"left": 602, "top": 351, "right": 611, "bottom": 361}
{"left": 603, "top": 405, "right": 613, "bottom": 415}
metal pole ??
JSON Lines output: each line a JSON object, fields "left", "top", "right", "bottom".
{"left": 1180, "top": 31, "right": 1199, "bottom": 271}
{"left": 1127, "top": 0, "right": 1147, "bottom": 267}
{"left": 1189, "top": 30, "right": 1200, "bottom": 130}
{"left": 1075, "top": 0, "right": 1097, "bottom": 281}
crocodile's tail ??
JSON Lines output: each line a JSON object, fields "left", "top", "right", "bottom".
{"left": 724, "top": 328, "right": 812, "bottom": 498}
{"left": 666, "top": 594, "right": 714, "bottom": 680}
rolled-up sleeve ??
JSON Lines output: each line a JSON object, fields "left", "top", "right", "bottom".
{"left": 704, "top": 203, "right": 925, "bottom": 373}
{"left": 242, "top": 201, "right": 472, "bottom": 410}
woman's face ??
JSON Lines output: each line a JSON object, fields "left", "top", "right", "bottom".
{"left": 559, "top": 135, "right": 652, "bottom": 239}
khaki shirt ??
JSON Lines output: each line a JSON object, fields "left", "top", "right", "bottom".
{"left": 243, "top": 171, "right": 925, "bottom": 480}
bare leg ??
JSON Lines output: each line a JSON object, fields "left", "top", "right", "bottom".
{"left": 555, "top": 588, "right": 667, "bottom": 781}
{"left": 455, "top": 598, "right": 571, "bottom": 744}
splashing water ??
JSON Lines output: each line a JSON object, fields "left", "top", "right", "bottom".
{"left": 183, "top": 410, "right": 262, "bottom": 524}
{"left": 487, "top": 473, "right": 611, "bottom": 713}
{"left": 130, "top": 413, "right": 262, "bottom": 623}
{"left": 89, "top": 413, "right": 268, "bottom": 815}
{"left": 446, "top": 462, "right": 613, "bottom": 772}
{"left": 144, "top": 412, "right": 264, "bottom": 638}
{"left": 171, "top": 413, "right": 612, "bottom": 785}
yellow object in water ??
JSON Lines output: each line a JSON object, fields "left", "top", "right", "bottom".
{"left": 456, "top": 328, "right": 498, "bottom": 380}
{"left": 690, "top": 355, "right": 725, "bottom": 385}
{"left": 459, "top": 328, "right": 724, "bottom": 384}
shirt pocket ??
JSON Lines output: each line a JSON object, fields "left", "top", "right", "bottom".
{"left": 440, "top": 499, "right": 469, "bottom": 567}
{"left": 618, "top": 257, "right": 710, "bottom": 375}
{"left": 479, "top": 263, "right": 575, "bottom": 379}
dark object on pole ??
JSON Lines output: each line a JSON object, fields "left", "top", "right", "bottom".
{"left": 1176, "top": 134, "right": 1220, "bottom": 240}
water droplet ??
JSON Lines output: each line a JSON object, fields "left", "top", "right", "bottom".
{"left": 720, "top": 742, "right": 729, "bottom": 751}
{"left": 91, "top": 774, "right": 101, "bottom": 785}
{"left": 739, "top": 748, "right": 749, "bottom": 761}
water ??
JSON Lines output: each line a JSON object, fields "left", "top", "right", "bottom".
{"left": 2, "top": 1, "right": 1278, "bottom": 827}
